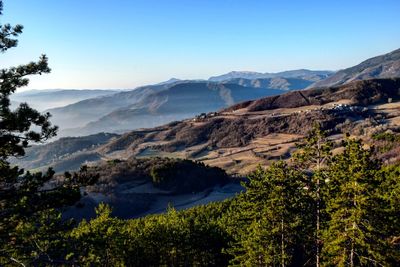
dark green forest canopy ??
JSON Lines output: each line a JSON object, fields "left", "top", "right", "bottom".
{"left": 55, "top": 137, "right": 400, "bottom": 266}
{"left": 79, "top": 157, "right": 230, "bottom": 195}
{"left": 3, "top": 125, "right": 399, "bottom": 266}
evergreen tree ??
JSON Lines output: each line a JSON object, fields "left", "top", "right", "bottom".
{"left": 69, "top": 203, "right": 126, "bottom": 266}
{"left": 71, "top": 203, "right": 231, "bottom": 266}
{"left": 0, "top": 2, "right": 97, "bottom": 264}
{"left": 294, "top": 123, "right": 332, "bottom": 267}
{"left": 231, "top": 162, "right": 311, "bottom": 266}
{"left": 322, "top": 138, "right": 387, "bottom": 266}
{"left": 373, "top": 164, "right": 400, "bottom": 264}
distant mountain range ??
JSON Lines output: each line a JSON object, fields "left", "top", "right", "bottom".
{"left": 60, "top": 81, "right": 288, "bottom": 136}
{"left": 14, "top": 48, "right": 400, "bottom": 138}
{"left": 47, "top": 70, "right": 332, "bottom": 136}
{"left": 11, "top": 89, "right": 119, "bottom": 111}
{"left": 221, "top": 77, "right": 315, "bottom": 90}
{"left": 312, "top": 48, "right": 400, "bottom": 87}
{"left": 47, "top": 84, "right": 170, "bottom": 130}
{"left": 208, "top": 69, "right": 333, "bottom": 82}
{"left": 49, "top": 74, "right": 326, "bottom": 136}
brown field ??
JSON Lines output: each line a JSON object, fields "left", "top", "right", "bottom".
{"left": 93, "top": 98, "right": 400, "bottom": 176}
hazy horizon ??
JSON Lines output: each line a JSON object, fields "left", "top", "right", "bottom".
{"left": 14, "top": 69, "right": 335, "bottom": 92}
{"left": 1, "top": 0, "right": 399, "bottom": 91}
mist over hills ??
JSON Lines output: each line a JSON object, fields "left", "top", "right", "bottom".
{"left": 61, "top": 81, "right": 287, "bottom": 136}
{"left": 47, "top": 83, "right": 170, "bottom": 130}
{"left": 11, "top": 89, "right": 119, "bottom": 111}
{"left": 50, "top": 76, "right": 323, "bottom": 136}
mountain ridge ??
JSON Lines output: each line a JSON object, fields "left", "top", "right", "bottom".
{"left": 312, "top": 48, "right": 400, "bottom": 87}
{"left": 209, "top": 69, "right": 334, "bottom": 82}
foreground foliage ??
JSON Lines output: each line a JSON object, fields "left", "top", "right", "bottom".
{"left": 0, "top": 1, "right": 97, "bottom": 264}
{"left": 4, "top": 134, "right": 398, "bottom": 266}
{"left": 35, "top": 135, "right": 395, "bottom": 267}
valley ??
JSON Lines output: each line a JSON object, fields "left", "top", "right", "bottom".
{"left": 16, "top": 78, "right": 400, "bottom": 176}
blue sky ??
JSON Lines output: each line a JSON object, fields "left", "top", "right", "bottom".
{"left": 1, "top": 0, "right": 400, "bottom": 90}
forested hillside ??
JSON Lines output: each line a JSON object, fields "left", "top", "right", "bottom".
{"left": 3, "top": 127, "right": 400, "bottom": 266}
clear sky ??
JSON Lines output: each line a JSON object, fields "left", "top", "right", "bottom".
{"left": 1, "top": 0, "right": 400, "bottom": 90}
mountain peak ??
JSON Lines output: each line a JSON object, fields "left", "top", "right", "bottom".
{"left": 156, "top": 78, "right": 181, "bottom": 85}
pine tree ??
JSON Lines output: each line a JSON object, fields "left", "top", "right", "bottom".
{"left": 372, "top": 164, "right": 400, "bottom": 264}
{"left": 231, "top": 162, "right": 311, "bottom": 266}
{"left": 0, "top": 2, "right": 96, "bottom": 264}
{"left": 322, "top": 138, "right": 387, "bottom": 266}
{"left": 294, "top": 123, "right": 332, "bottom": 267}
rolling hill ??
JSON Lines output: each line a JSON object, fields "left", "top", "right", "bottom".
{"left": 10, "top": 133, "right": 119, "bottom": 171}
